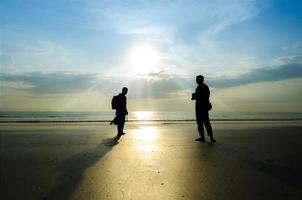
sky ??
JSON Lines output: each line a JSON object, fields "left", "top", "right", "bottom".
{"left": 1, "top": 0, "right": 302, "bottom": 112}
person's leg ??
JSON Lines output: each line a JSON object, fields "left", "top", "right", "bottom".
{"left": 197, "top": 121, "right": 205, "bottom": 137}
{"left": 117, "top": 124, "right": 123, "bottom": 135}
{"left": 116, "top": 115, "right": 122, "bottom": 135}
{"left": 117, "top": 115, "right": 125, "bottom": 135}
{"left": 204, "top": 113, "right": 215, "bottom": 142}
{"left": 196, "top": 116, "right": 205, "bottom": 141}
{"left": 195, "top": 107, "right": 205, "bottom": 141}
{"left": 204, "top": 120, "right": 213, "bottom": 136}
{"left": 119, "top": 121, "right": 125, "bottom": 134}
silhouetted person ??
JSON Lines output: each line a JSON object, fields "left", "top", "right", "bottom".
{"left": 192, "top": 75, "right": 216, "bottom": 143}
{"left": 111, "top": 87, "right": 128, "bottom": 137}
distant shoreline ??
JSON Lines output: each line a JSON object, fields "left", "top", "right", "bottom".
{"left": 1, "top": 111, "right": 302, "bottom": 123}
{"left": 1, "top": 119, "right": 302, "bottom": 123}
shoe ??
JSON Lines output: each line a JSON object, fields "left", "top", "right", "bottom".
{"left": 195, "top": 137, "right": 205, "bottom": 142}
{"left": 117, "top": 132, "right": 126, "bottom": 136}
{"left": 210, "top": 137, "right": 216, "bottom": 143}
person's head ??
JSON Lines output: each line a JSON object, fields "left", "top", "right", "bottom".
{"left": 122, "top": 87, "right": 128, "bottom": 95}
{"left": 196, "top": 75, "right": 204, "bottom": 85}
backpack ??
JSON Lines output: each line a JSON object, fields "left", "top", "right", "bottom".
{"left": 111, "top": 95, "right": 120, "bottom": 109}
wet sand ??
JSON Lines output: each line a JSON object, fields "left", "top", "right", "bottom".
{"left": 1, "top": 121, "right": 302, "bottom": 200}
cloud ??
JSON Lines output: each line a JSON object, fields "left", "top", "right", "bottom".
{"left": 1, "top": 59, "right": 302, "bottom": 97}
{"left": 209, "top": 63, "right": 302, "bottom": 88}
{"left": 86, "top": 0, "right": 263, "bottom": 42}
{"left": 0, "top": 53, "right": 15, "bottom": 72}
{"left": 1, "top": 41, "right": 77, "bottom": 72}
{"left": 282, "top": 40, "right": 302, "bottom": 51}
{"left": 0, "top": 70, "right": 190, "bottom": 98}
{"left": 1, "top": 1, "right": 270, "bottom": 78}
{"left": 273, "top": 55, "right": 302, "bottom": 65}
{"left": 0, "top": 81, "right": 35, "bottom": 89}
{"left": 0, "top": 72, "right": 104, "bottom": 93}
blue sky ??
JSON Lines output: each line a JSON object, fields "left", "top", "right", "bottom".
{"left": 1, "top": 0, "right": 302, "bottom": 112}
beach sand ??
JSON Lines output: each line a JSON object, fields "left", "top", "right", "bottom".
{"left": 1, "top": 121, "right": 302, "bottom": 200}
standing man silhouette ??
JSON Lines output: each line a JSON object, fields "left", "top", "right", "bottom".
{"left": 114, "top": 87, "right": 128, "bottom": 137}
{"left": 192, "top": 75, "right": 216, "bottom": 143}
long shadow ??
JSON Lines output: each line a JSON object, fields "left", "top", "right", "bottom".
{"left": 213, "top": 143, "right": 302, "bottom": 190}
{"left": 45, "top": 135, "right": 120, "bottom": 200}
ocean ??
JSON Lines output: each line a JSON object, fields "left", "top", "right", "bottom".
{"left": 0, "top": 111, "right": 302, "bottom": 122}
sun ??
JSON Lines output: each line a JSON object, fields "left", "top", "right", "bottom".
{"left": 129, "top": 44, "right": 160, "bottom": 74}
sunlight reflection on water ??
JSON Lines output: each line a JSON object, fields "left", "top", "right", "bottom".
{"left": 133, "top": 111, "right": 155, "bottom": 121}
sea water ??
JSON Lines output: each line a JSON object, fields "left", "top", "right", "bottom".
{"left": 0, "top": 111, "right": 302, "bottom": 122}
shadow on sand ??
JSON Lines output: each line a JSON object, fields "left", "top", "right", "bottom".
{"left": 45, "top": 135, "right": 120, "bottom": 200}
{"left": 214, "top": 143, "right": 302, "bottom": 190}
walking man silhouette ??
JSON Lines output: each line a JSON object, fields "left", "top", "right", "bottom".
{"left": 111, "top": 87, "right": 128, "bottom": 137}
{"left": 192, "top": 75, "right": 216, "bottom": 143}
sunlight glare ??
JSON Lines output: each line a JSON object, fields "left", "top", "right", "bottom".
{"left": 132, "top": 127, "right": 158, "bottom": 140}
{"left": 132, "top": 127, "right": 158, "bottom": 152}
{"left": 129, "top": 44, "right": 160, "bottom": 74}
{"left": 133, "top": 111, "right": 154, "bottom": 121}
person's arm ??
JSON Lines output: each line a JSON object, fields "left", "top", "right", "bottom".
{"left": 191, "top": 93, "right": 196, "bottom": 100}
{"left": 191, "top": 87, "right": 198, "bottom": 100}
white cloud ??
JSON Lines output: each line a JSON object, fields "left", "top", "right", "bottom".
{"left": 282, "top": 40, "right": 302, "bottom": 51}
{"left": 2, "top": 56, "right": 301, "bottom": 97}
{"left": 86, "top": 0, "right": 262, "bottom": 40}
{"left": 273, "top": 55, "right": 302, "bottom": 65}
{"left": 0, "top": 80, "right": 35, "bottom": 89}
{"left": 1, "top": 41, "right": 78, "bottom": 72}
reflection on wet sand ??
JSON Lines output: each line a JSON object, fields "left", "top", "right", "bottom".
{"left": 131, "top": 127, "right": 158, "bottom": 152}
